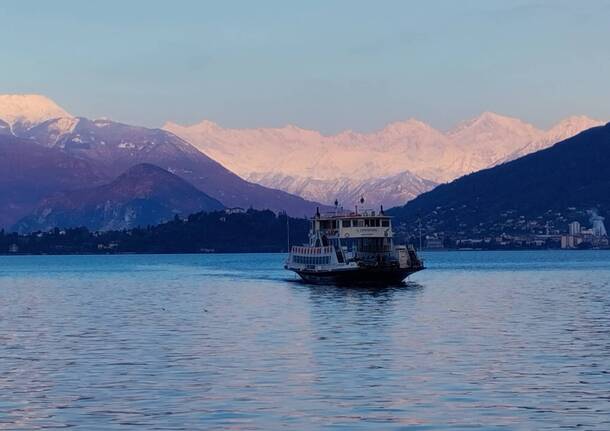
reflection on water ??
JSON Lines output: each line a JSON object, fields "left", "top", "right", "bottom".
{"left": 0, "top": 251, "right": 609, "bottom": 430}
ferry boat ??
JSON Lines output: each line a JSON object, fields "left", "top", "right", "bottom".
{"left": 285, "top": 205, "right": 424, "bottom": 284}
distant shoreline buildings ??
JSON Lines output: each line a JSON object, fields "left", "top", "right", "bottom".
{"left": 561, "top": 215, "right": 608, "bottom": 249}
{"left": 396, "top": 208, "right": 609, "bottom": 251}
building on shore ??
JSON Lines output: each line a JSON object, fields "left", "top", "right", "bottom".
{"left": 562, "top": 218, "right": 608, "bottom": 249}
{"left": 425, "top": 236, "right": 445, "bottom": 250}
{"left": 568, "top": 221, "right": 581, "bottom": 235}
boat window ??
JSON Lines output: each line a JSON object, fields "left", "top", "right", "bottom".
{"left": 381, "top": 219, "right": 390, "bottom": 227}
{"left": 364, "top": 219, "right": 370, "bottom": 227}
{"left": 342, "top": 220, "right": 350, "bottom": 228}
{"left": 374, "top": 219, "right": 380, "bottom": 227}
{"left": 357, "top": 219, "right": 365, "bottom": 227}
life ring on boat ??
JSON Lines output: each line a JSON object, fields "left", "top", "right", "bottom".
{"left": 344, "top": 232, "right": 350, "bottom": 238}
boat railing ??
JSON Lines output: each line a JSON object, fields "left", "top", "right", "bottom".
{"left": 291, "top": 246, "right": 334, "bottom": 255}
{"left": 319, "top": 208, "right": 382, "bottom": 218}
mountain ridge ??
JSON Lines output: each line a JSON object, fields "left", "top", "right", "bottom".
{"left": 14, "top": 163, "right": 225, "bottom": 233}
{"left": 0, "top": 107, "right": 327, "bottom": 220}
{"left": 165, "top": 112, "right": 604, "bottom": 206}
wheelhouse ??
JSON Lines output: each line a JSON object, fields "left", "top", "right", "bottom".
{"left": 309, "top": 210, "right": 395, "bottom": 262}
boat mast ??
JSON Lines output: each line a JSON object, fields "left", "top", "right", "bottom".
{"left": 286, "top": 213, "right": 290, "bottom": 253}
{"left": 418, "top": 215, "right": 422, "bottom": 251}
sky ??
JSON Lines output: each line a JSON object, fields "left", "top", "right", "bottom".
{"left": 1, "top": 0, "right": 609, "bottom": 133}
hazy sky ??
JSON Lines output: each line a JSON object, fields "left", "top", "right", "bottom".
{"left": 2, "top": 0, "right": 609, "bottom": 133}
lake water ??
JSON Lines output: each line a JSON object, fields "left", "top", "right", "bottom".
{"left": 1, "top": 251, "right": 609, "bottom": 430}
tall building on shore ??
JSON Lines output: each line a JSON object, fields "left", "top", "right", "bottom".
{"left": 568, "top": 221, "right": 581, "bottom": 235}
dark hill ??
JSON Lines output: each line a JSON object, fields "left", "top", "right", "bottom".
{"left": 14, "top": 163, "right": 224, "bottom": 232}
{"left": 0, "top": 135, "right": 108, "bottom": 228}
{"left": 389, "top": 123, "right": 610, "bottom": 236}
{"left": 2, "top": 209, "right": 309, "bottom": 254}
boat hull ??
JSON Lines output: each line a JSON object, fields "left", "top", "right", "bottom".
{"left": 291, "top": 266, "right": 423, "bottom": 285}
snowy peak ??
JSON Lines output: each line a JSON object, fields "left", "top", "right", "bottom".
{"left": 495, "top": 115, "right": 606, "bottom": 165}
{"left": 449, "top": 111, "right": 541, "bottom": 140}
{"left": 444, "top": 112, "right": 544, "bottom": 173}
{"left": 0, "top": 94, "right": 72, "bottom": 128}
{"left": 545, "top": 116, "right": 604, "bottom": 141}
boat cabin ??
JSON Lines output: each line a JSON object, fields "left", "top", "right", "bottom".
{"left": 307, "top": 209, "right": 395, "bottom": 262}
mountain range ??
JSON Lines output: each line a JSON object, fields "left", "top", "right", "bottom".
{"left": 389, "top": 123, "right": 610, "bottom": 237}
{"left": 164, "top": 112, "right": 602, "bottom": 206}
{"left": 166, "top": 113, "right": 603, "bottom": 207}
{"left": 0, "top": 95, "right": 324, "bottom": 230}
{"left": 247, "top": 171, "right": 437, "bottom": 210}
{"left": 0, "top": 94, "right": 606, "bottom": 234}
{"left": 167, "top": 113, "right": 604, "bottom": 183}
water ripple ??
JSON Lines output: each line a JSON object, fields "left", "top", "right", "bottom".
{"left": 0, "top": 251, "right": 609, "bottom": 429}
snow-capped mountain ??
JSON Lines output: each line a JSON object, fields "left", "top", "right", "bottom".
{"left": 165, "top": 112, "right": 604, "bottom": 206}
{"left": 0, "top": 94, "right": 72, "bottom": 133}
{"left": 248, "top": 171, "right": 437, "bottom": 209}
{"left": 164, "top": 118, "right": 451, "bottom": 182}
{"left": 495, "top": 116, "right": 605, "bottom": 165}
{"left": 15, "top": 117, "right": 324, "bottom": 217}
{"left": 0, "top": 95, "right": 328, "bottom": 225}
{"left": 445, "top": 112, "right": 542, "bottom": 176}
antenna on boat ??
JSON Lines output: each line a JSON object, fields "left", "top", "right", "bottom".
{"left": 286, "top": 213, "right": 290, "bottom": 253}
{"left": 356, "top": 196, "right": 364, "bottom": 215}
{"left": 418, "top": 214, "right": 422, "bottom": 251}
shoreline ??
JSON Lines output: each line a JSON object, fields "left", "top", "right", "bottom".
{"left": 2, "top": 248, "right": 609, "bottom": 257}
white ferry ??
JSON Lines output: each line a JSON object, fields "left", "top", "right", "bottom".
{"left": 285, "top": 205, "right": 424, "bottom": 284}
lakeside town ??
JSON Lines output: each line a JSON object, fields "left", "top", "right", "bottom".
{"left": 395, "top": 208, "right": 609, "bottom": 250}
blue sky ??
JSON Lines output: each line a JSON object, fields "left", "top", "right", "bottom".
{"left": 2, "top": 0, "right": 609, "bottom": 133}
